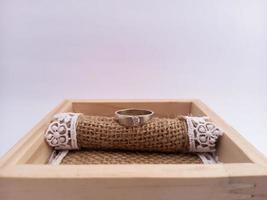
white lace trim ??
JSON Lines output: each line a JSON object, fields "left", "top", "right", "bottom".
{"left": 44, "top": 113, "right": 80, "bottom": 150}
{"left": 197, "top": 153, "right": 218, "bottom": 164}
{"left": 185, "top": 116, "right": 223, "bottom": 152}
{"left": 48, "top": 150, "right": 69, "bottom": 165}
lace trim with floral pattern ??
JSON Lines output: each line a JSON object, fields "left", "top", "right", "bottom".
{"left": 185, "top": 116, "right": 223, "bottom": 152}
{"left": 44, "top": 113, "right": 80, "bottom": 150}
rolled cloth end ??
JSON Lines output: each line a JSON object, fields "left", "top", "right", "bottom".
{"left": 184, "top": 116, "right": 224, "bottom": 152}
{"left": 44, "top": 113, "right": 223, "bottom": 153}
{"left": 44, "top": 112, "right": 82, "bottom": 150}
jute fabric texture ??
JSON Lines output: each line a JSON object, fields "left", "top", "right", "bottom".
{"left": 61, "top": 150, "right": 202, "bottom": 164}
{"left": 76, "top": 115, "right": 189, "bottom": 153}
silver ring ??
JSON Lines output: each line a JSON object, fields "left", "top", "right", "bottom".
{"left": 115, "top": 108, "right": 154, "bottom": 127}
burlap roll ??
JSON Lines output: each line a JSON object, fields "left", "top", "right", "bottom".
{"left": 61, "top": 150, "right": 202, "bottom": 164}
{"left": 44, "top": 113, "right": 223, "bottom": 153}
{"left": 76, "top": 115, "right": 189, "bottom": 153}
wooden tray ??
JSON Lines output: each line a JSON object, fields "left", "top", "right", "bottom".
{"left": 1, "top": 99, "right": 267, "bottom": 200}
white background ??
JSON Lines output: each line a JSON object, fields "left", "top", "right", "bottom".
{"left": 0, "top": 0, "right": 266, "bottom": 157}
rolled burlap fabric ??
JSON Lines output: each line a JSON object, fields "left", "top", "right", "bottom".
{"left": 44, "top": 113, "right": 223, "bottom": 153}
{"left": 76, "top": 115, "right": 189, "bottom": 153}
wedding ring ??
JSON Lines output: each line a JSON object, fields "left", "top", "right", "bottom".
{"left": 115, "top": 108, "right": 154, "bottom": 127}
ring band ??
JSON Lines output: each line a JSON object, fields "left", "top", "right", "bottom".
{"left": 115, "top": 108, "right": 154, "bottom": 127}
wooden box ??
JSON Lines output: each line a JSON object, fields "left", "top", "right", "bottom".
{"left": 1, "top": 99, "right": 267, "bottom": 200}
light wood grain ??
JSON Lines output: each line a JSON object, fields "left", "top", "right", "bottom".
{"left": 72, "top": 99, "right": 191, "bottom": 118}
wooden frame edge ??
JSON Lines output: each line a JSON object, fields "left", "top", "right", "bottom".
{"left": 0, "top": 100, "right": 72, "bottom": 168}
{"left": 192, "top": 100, "right": 267, "bottom": 166}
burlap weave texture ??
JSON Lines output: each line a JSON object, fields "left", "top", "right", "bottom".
{"left": 61, "top": 150, "right": 202, "bottom": 164}
{"left": 76, "top": 115, "right": 189, "bottom": 153}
